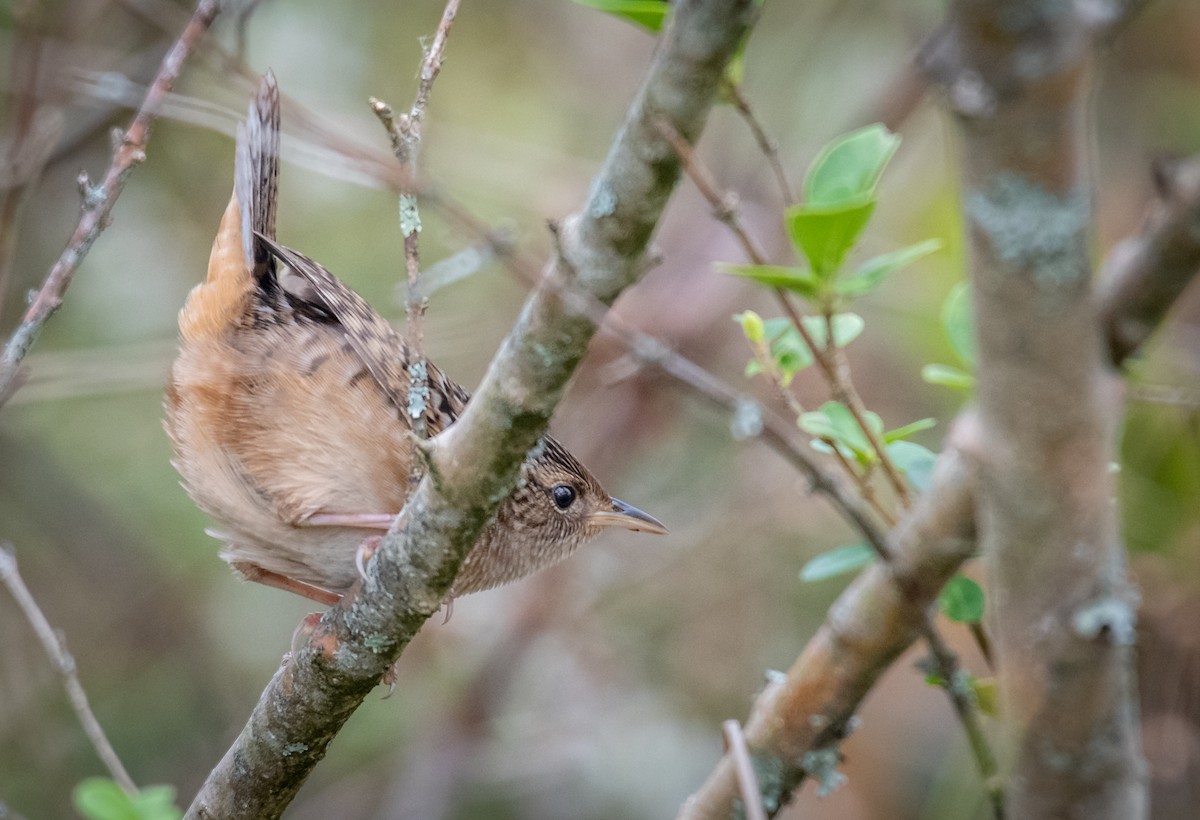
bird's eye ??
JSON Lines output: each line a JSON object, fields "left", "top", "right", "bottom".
{"left": 551, "top": 484, "right": 577, "bottom": 510}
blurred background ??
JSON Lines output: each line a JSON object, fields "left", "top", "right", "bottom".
{"left": 1, "top": 0, "right": 1199, "bottom": 817}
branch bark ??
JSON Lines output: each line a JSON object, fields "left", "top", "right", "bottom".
{"left": 184, "top": 1, "right": 758, "bottom": 816}
{"left": 923, "top": 1, "right": 1146, "bottom": 815}
{"left": 678, "top": 442, "right": 978, "bottom": 819}
{"left": 1099, "top": 156, "right": 1200, "bottom": 365}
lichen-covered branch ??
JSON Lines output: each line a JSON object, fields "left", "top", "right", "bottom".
{"left": 923, "top": 1, "right": 1146, "bottom": 816}
{"left": 369, "top": 0, "right": 461, "bottom": 446}
{"left": 184, "top": 1, "right": 757, "bottom": 817}
{"left": 678, "top": 442, "right": 978, "bottom": 819}
{"left": 0, "top": 0, "right": 220, "bottom": 407}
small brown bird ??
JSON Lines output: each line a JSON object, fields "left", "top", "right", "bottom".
{"left": 164, "top": 74, "right": 665, "bottom": 607}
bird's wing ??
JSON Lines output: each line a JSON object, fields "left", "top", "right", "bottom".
{"left": 255, "top": 235, "right": 413, "bottom": 415}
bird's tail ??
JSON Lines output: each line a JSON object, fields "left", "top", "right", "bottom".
{"left": 178, "top": 72, "right": 280, "bottom": 342}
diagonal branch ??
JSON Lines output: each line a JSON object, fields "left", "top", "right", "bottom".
{"left": 184, "top": 1, "right": 758, "bottom": 817}
{"left": 0, "top": 0, "right": 220, "bottom": 407}
{"left": 679, "top": 440, "right": 978, "bottom": 819}
{"left": 1099, "top": 155, "right": 1200, "bottom": 365}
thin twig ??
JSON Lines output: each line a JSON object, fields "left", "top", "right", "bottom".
{"left": 0, "top": 0, "right": 220, "bottom": 408}
{"left": 828, "top": 443, "right": 896, "bottom": 527}
{"left": 821, "top": 307, "right": 912, "bottom": 506}
{"left": 658, "top": 118, "right": 913, "bottom": 508}
{"left": 919, "top": 622, "right": 1004, "bottom": 818}
{"left": 723, "top": 720, "right": 768, "bottom": 820}
{"left": 0, "top": 545, "right": 137, "bottom": 794}
{"left": 370, "top": 0, "right": 460, "bottom": 453}
{"left": 1098, "top": 155, "right": 1200, "bottom": 365}
{"left": 658, "top": 101, "right": 994, "bottom": 809}
{"left": 723, "top": 81, "right": 795, "bottom": 206}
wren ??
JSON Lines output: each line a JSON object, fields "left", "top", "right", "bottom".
{"left": 164, "top": 73, "right": 665, "bottom": 606}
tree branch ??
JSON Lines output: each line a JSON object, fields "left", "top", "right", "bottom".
{"left": 678, "top": 441, "right": 978, "bottom": 819}
{"left": 922, "top": 1, "right": 1146, "bottom": 815}
{"left": 0, "top": 0, "right": 220, "bottom": 407}
{"left": 184, "top": 1, "right": 758, "bottom": 816}
{"left": 369, "top": 0, "right": 461, "bottom": 447}
{"left": 1099, "top": 155, "right": 1200, "bottom": 366}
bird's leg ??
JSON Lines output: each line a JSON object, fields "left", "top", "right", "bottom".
{"left": 302, "top": 512, "right": 396, "bottom": 529}
{"left": 288, "top": 611, "right": 326, "bottom": 663}
{"left": 230, "top": 560, "right": 341, "bottom": 606}
{"left": 355, "top": 535, "right": 384, "bottom": 582}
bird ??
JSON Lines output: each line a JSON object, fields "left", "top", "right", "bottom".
{"left": 164, "top": 73, "right": 665, "bottom": 608}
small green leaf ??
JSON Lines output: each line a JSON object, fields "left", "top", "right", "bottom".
{"left": 735, "top": 310, "right": 765, "bottom": 343}
{"left": 799, "top": 409, "right": 837, "bottom": 441}
{"left": 570, "top": 0, "right": 669, "bottom": 31}
{"left": 800, "top": 313, "right": 865, "bottom": 349}
{"left": 800, "top": 401, "right": 882, "bottom": 463}
{"left": 809, "top": 438, "right": 835, "bottom": 455}
{"left": 942, "top": 282, "right": 975, "bottom": 366}
{"left": 804, "top": 124, "right": 900, "bottom": 208}
{"left": 887, "top": 440, "right": 936, "bottom": 492}
{"left": 921, "top": 363, "right": 975, "bottom": 391}
{"left": 723, "top": 49, "right": 746, "bottom": 89}
{"left": 883, "top": 417, "right": 936, "bottom": 443}
{"left": 800, "top": 543, "right": 876, "bottom": 582}
{"left": 972, "top": 677, "right": 998, "bottom": 716}
{"left": 761, "top": 318, "right": 814, "bottom": 383}
{"left": 922, "top": 363, "right": 973, "bottom": 389}
{"left": 129, "top": 786, "right": 181, "bottom": 820}
{"left": 719, "top": 263, "right": 821, "bottom": 298}
{"left": 837, "top": 238, "right": 942, "bottom": 297}
{"left": 73, "top": 780, "right": 182, "bottom": 820}
{"left": 785, "top": 199, "right": 876, "bottom": 279}
{"left": 74, "top": 779, "right": 138, "bottom": 820}
{"left": 744, "top": 359, "right": 764, "bottom": 378}
{"left": 939, "top": 575, "right": 985, "bottom": 623}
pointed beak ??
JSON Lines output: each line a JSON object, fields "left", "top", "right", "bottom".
{"left": 588, "top": 497, "right": 668, "bottom": 535}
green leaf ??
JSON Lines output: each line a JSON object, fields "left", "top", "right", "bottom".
{"left": 73, "top": 780, "right": 181, "bottom": 820}
{"left": 921, "top": 363, "right": 975, "bottom": 391}
{"left": 972, "top": 677, "right": 999, "bottom": 716}
{"left": 744, "top": 359, "right": 763, "bottom": 378}
{"left": 800, "top": 313, "right": 865, "bottom": 349}
{"left": 942, "top": 282, "right": 975, "bottom": 366}
{"left": 761, "top": 318, "right": 814, "bottom": 383}
{"left": 734, "top": 310, "right": 765, "bottom": 343}
{"left": 130, "top": 787, "right": 181, "bottom": 820}
{"left": 887, "top": 440, "right": 936, "bottom": 492}
{"left": 837, "top": 239, "right": 942, "bottom": 297}
{"left": 570, "top": 0, "right": 669, "bottom": 31}
{"left": 800, "top": 543, "right": 876, "bottom": 582}
{"left": 74, "top": 779, "right": 138, "bottom": 820}
{"left": 800, "top": 401, "right": 882, "bottom": 463}
{"left": 719, "top": 263, "right": 821, "bottom": 298}
{"left": 785, "top": 198, "right": 876, "bottom": 279}
{"left": 804, "top": 124, "right": 900, "bottom": 208}
{"left": 883, "top": 417, "right": 936, "bottom": 443}
{"left": 939, "top": 575, "right": 985, "bottom": 623}
{"left": 922, "top": 671, "right": 995, "bottom": 714}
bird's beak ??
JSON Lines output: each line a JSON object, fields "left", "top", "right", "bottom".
{"left": 588, "top": 497, "right": 668, "bottom": 535}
